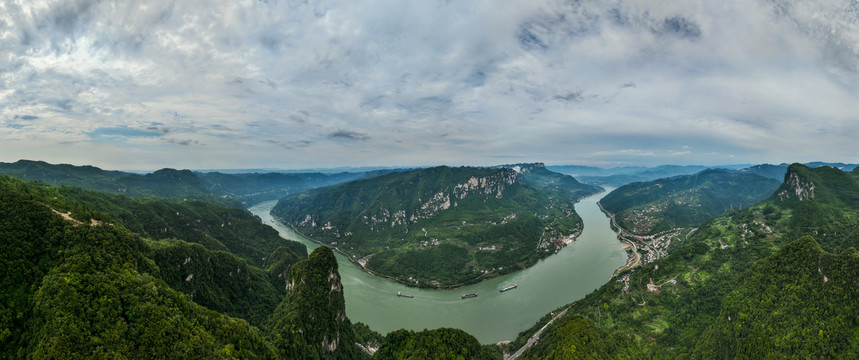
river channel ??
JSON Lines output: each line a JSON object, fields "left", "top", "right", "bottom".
{"left": 248, "top": 188, "right": 627, "bottom": 344}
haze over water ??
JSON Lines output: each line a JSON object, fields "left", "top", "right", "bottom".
{"left": 251, "top": 188, "right": 627, "bottom": 343}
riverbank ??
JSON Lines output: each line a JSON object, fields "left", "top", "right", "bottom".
{"left": 597, "top": 201, "right": 646, "bottom": 277}
{"left": 270, "top": 210, "right": 589, "bottom": 290}
{"left": 250, "top": 191, "right": 628, "bottom": 344}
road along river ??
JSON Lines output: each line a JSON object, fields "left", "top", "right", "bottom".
{"left": 249, "top": 188, "right": 627, "bottom": 344}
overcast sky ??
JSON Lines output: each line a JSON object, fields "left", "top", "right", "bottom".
{"left": 2, "top": 0, "right": 857, "bottom": 170}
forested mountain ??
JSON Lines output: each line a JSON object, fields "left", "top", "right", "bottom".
{"left": 0, "top": 160, "right": 384, "bottom": 208}
{"left": 146, "top": 239, "right": 287, "bottom": 326}
{"left": 374, "top": 328, "right": 498, "bottom": 360}
{"left": 549, "top": 162, "right": 857, "bottom": 187}
{"left": 3, "top": 161, "right": 858, "bottom": 359}
{"left": 54, "top": 186, "right": 306, "bottom": 266}
{"left": 197, "top": 170, "right": 393, "bottom": 205}
{"left": 517, "top": 316, "right": 643, "bottom": 359}
{"left": 271, "top": 163, "right": 600, "bottom": 287}
{"left": 692, "top": 236, "right": 858, "bottom": 359}
{"left": 736, "top": 163, "right": 791, "bottom": 180}
{"left": 0, "top": 174, "right": 392, "bottom": 359}
{"left": 0, "top": 175, "right": 277, "bottom": 358}
{"left": 266, "top": 246, "right": 368, "bottom": 359}
{"left": 600, "top": 169, "right": 781, "bottom": 235}
{"left": 0, "top": 160, "right": 236, "bottom": 206}
{"left": 549, "top": 164, "right": 750, "bottom": 187}
{"left": 512, "top": 164, "right": 859, "bottom": 358}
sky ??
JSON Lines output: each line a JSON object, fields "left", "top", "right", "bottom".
{"left": 1, "top": 0, "right": 858, "bottom": 171}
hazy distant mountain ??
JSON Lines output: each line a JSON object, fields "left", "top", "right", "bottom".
{"left": 549, "top": 162, "right": 858, "bottom": 187}
{"left": 0, "top": 160, "right": 392, "bottom": 207}
{"left": 548, "top": 164, "right": 751, "bottom": 186}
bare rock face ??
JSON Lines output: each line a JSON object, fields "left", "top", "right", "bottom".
{"left": 267, "top": 246, "right": 366, "bottom": 359}
{"left": 778, "top": 168, "right": 816, "bottom": 201}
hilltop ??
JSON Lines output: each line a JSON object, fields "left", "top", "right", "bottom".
{"left": 271, "top": 163, "right": 600, "bottom": 287}
{"left": 0, "top": 159, "right": 383, "bottom": 208}
{"left": 509, "top": 164, "right": 859, "bottom": 358}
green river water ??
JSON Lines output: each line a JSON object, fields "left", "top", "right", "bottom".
{"left": 249, "top": 188, "right": 627, "bottom": 344}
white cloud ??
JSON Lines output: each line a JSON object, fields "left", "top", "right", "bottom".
{"left": 0, "top": 0, "right": 857, "bottom": 169}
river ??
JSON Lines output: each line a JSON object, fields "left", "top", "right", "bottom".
{"left": 248, "top": 188, "right": 627, "bottom": 344}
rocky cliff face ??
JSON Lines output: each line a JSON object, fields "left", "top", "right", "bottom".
{"left": 778, "top": 167, "right": 816, "bottom": 201}
{"left": 267, "top": 246, "right": 366, "bottom": 359}
{"left": 298, "top": 167, "right": 519, "bottom": 236}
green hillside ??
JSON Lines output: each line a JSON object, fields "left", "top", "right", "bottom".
{"left": 518, "top": 316, "right": 643, "bottom": 359}
{"left": 692, "top": 236, "right": 858, "bottom": 359}
{"left": 271, "top": 163, "right": 600, "bottom": 287}
{"left": 146, "top": 239, "right": 286, "bottom": 326}
{"left": 600, "top": 169, "right": 780, "bottom": 236}
{"left": 265, "top": 246, "right": 368, "bottom": 359}
{"left": 0, "top": 160, "right": 383, "bottom": 208}
{"left": 375, "top": 328, "right": 498, "bottom": 360}
{"left": 0, "top": 160, "right": 239, "bottom": 206}
{"left": 4, "top": 161, "right": 858, "bottom": 359}
{"left": 0, "top": 175, "right": 277, "bottom": 359}
{"left": 197, "top": 170, "right": 388, "bottom": 206}
{"left": 0, "top": 174, "right": 395, "bottom": 359}
{"left": 55, "top": 186, "right": 306, "bottom": 266}
{"left": 511, "top": 164, "right": 859, "bottom": 358}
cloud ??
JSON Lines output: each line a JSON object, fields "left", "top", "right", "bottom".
{"left": 164, "top": 138, "right": 199, "bottom": 146}
{"left": 0, "top": 0, "right": 856, "bottom": 169}
{"left": 592, "top": 149, "right": 657, "bottom": 157}
{"left": 328, "top": 130, "right": 370, "bottom": 141}
{"left": 553, "top": 91, "right": 585, "bottom": 103}
{"left": 87, "top": 126, "right": 165, "bottom": 143}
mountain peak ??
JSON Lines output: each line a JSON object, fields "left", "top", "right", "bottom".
{"left": 268, "top": 246, "right": 365, "bottom": 359}
{"left": 778, "top": 164, "right": 816, "bottom": 201}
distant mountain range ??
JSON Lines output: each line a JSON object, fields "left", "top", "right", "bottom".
{"left": 2, "top": 159, "right": 857, "bottom": 358}
{"left": 548, "top": 162, "right": 858, "bottom": 186}
{"left": 0, "top": 159, "right": 386, "bottom": 207}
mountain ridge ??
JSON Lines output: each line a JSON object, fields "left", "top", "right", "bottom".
{"left": 271, "top": 164, "right": 600, "bottom": 287}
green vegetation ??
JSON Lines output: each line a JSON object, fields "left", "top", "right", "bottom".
{"left": 4, "top": 161, "right": 859, "bottom": 359}
{"left": 600, "top": 169, "right": 780, "bottom": 235}
{"left": 0, "top": 159, "right": 383, "bottom": 209}
{"left": 519, "top": 316, "right": 643, "bottom": 359}
{"left": 375, "top": 328, "right": 497, "bottom": 360}
{"left": 0, "top": 174, "right": 369, "bottom": 359}
{"left": 272, "top": 163, "right": 600, "bottom": 287}
{"left": 352, "top": 322, "right": 385, "bottom": 353}
{"left": 197, "top": 170, "right": 386, "bottom": 205}
{"left": 56, "top": 185, "right": 307, "bottom": 266}
{"left": 146, "top": 239, "right": 284, "bottom": 326}
{"left": 0, "top": 175, "right": 276, "bottom": 359}
{"left": 266, "top": 246, "right": 368, "bottom": 359}
{"left": 692, "top": 236, "right": 858, "bottom": 359}
{"left": 0, "top": 160, "right": 239, "bottom": 206}
{"left": 510, "top": 164, "right": 859, "bottom": 358}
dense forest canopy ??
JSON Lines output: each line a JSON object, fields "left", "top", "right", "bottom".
{"left": 2, "top": 162, "right": 858, "bottom": 359}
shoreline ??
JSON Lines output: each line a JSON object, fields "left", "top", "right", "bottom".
{"left": 266, "top": 197, "right": 598, "bottom": 290}
{"left": 251, "top": 191, "right": 631, "bottom": 344}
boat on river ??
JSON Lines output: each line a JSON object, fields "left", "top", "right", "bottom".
{"left": 499, "top": 284, "right": 518, "bottom": 292}
{"left": 397, "top": 292, "right": 414, "bottom": 298}
{"left": 461, "top": 293, "right": 478, "bottom": 299}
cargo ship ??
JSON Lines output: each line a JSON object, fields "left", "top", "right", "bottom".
{"left": 499, "top": 284, "right": 518, "bottom": 292}
{"left": 461, "top": 293, "right": 478, "bottom": 299}
{"left": 397, "top": 292, "right": 414, "bottom": 298}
